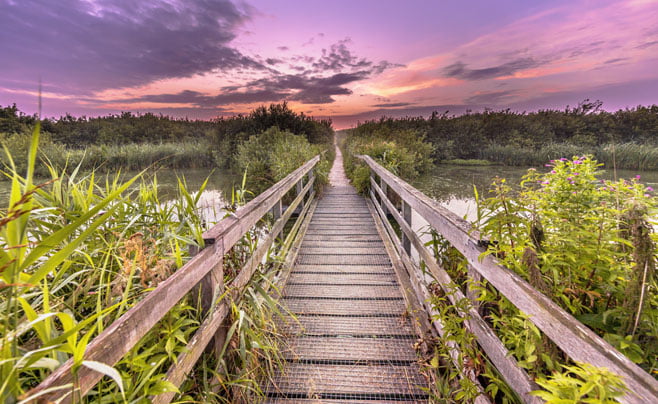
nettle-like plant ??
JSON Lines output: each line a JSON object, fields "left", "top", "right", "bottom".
{"left": 477, "top": 155, "right": 657, "bottom": 381}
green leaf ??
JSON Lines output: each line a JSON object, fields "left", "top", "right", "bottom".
{"left": 82, "top": 360, "right": 125, "bottom": 396}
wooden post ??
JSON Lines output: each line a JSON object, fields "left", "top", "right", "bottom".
{"left": 380, "top": 176, "right": 388, "bottom": 216}
{"left": 402, "top": 201, "right": 412, "bottom": 256}
{"left": 296, "top": 178, "right": 304, "bottom": 213}
{"left": 192, "top": 242, "right": 226, "bottom": 359}
{"left": 271, "top": 199, "right": 283, "bottom": 239}
{"left": 307, "top": 170, "right": 315, "bottom": 205}
{"left": 467, "top": 264, "right": 482, "bottom": 312}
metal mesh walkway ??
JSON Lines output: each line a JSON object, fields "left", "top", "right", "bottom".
{"left": 263, "top": 146, "right": 429, "bottom": 403}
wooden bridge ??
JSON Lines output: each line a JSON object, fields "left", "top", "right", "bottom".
{"left": 29, "top": 146, "right": 658, "bottom": 403}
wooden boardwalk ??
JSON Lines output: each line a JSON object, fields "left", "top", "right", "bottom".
{"left": 30, "top": 148, "right": 658, "bottom": 404}
{"left": 264, "top": 148, "right": 429, "bottom": 402}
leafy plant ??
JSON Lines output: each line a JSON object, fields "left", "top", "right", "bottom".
{"left": 532, "top": 362, "right": 627, "bottom": 403}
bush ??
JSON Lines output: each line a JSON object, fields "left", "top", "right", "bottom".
{"left": 342, "top": 127, "right": 434, "bottom": 193}
{"left": 478, "top": 156, "right": 658, "bottom": 374}
{"left": 235, "top": 127, "right": 330, "bottom": 195}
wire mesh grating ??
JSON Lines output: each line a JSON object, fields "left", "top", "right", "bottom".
{"left": 261, "top": 161, "right": 429, "bottom": 403}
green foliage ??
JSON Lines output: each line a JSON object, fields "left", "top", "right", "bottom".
{"left": 342, "top": 126, "right": 434, "bottom": 193}
{"left": 235, "top": 127, "right": 330, "bottom": 195}
{"left": 532, "top": 362, "right": 627, "bottom": 403}
{"left": 477, "top": 156, "right": 657, "bottom": 377}
{"left": 348, "top": 102, "right": 658, "bottom": 168}
{"left": 211, "top": 103, "right": 333, "bottom": 168}
{"left": 0, "top": 126, "right": 210, "bottom": 402}
{"left": 0, "top": 138, "right": 215, "bottom": 178}
{"left": 0, "top": 103, "right": 333, "bottom": 182}
{"left": 442, "top": 159, "right": 494, "bottom": 166}
{"left": 50, "top": 111, "right": 214, "bottom": 147}
{"left": 420, "top": 156, "right": 656, "bottom": 402}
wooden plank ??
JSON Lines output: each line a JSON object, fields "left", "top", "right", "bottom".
{"left": 264, "top": 399, "right": 428, "bottom": 404}
{"left": 284, "top": 284, "right": 402, "bottom": 299}
{"left": 277, "top": 315, "right": 414, "bottom": 336}
{"left": 303, "top": 234, "right": 382, "bottom": 242}
{"left": 296, "top": 254, "right": 390, "bottom": 266}
{"left": 280, "top": 298, "right": 407, "bottom": 316}
{"left": 299, "top": 247, "right": 388, "bottom": 255}
{"left": 292, "top": 264, "right": 395, "bottom": 274}
{"left": 361, "top": 155, "right": 658, "bottom": 403}
{"left": 282, "top": 337, "right": 418, "bottom": 361}
{"left": 287, "top": 272, "right": 397, "bottom": 285}
{"left": 267, "top": 363, "right": 427, "bottom": 396}
{"left": 301, "top": 240, "right": 385, "bottom": 248}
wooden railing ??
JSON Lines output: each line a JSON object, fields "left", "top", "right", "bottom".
{"left": 358, "top": 155, "right": 658, "bottom": 404}
{"left": 28, "top": 155, "right": 320, "bottom": 404}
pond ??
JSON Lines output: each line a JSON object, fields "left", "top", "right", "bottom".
{"left": 0, "top": 168, "right": 241, "bottom": 223}
{"left": 411, "top": 164, "right": 658, "bottom": 221}
{"left": 3, "top": 164, "right": 657, "bottom": 224}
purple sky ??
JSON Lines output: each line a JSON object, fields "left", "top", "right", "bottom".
{"left": 1, "top": 0, "right": 657, "bottom": 128}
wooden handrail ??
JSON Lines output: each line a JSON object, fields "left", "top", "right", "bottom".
{"left": 28, "top": 155, "right": 320, "bottom": 404}
{"left": 357, "top": 154, "right": 658, "bottom": 404}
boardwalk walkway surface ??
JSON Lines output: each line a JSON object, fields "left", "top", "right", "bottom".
{"left": 264, "top": 147, "right": 429, "bottom": 403}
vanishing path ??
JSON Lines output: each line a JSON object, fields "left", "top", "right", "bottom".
{"left": 264, "top": 145, "right": 429, "bottom": 403}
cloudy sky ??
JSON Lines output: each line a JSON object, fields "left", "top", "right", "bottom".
{"left": 1, "top": 0, "right": 657, "bottom": 128}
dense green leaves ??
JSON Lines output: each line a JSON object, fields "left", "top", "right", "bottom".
{"left": 346, "top": 102, "right": 658, "bottom": 168}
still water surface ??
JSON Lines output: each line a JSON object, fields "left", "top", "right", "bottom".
{"left": 3, "top": 165, "right": 657, "bottom": 223}
{"left": 412, "top": 164, "right": 658, "bottom": 221}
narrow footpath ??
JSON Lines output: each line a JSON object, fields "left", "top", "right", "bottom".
{"left": 264, "top": 145, "right": 429, "bottom": 403}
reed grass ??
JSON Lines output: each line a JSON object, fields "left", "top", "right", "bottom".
{"left": 479, "top": 142, "right": 658, "bottom": 170}
{"left": 1, "top": 126, "right": 298, "bottom": 403}
{"left": 0, "top": 138, "right": 215, "bottom": 180}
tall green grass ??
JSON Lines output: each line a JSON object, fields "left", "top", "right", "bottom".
{"left": 0, "top": 127, "right": 213, "bottom": 402}
{"left": 479, "top": 142, "right": 658, "bottom": 170}
{"left": 0, "top": 136, "right": 215, "bottom": 179}
{"left": 1, "top": 126, "right": 299, "bottom": 403}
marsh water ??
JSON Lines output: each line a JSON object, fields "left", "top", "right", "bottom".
{"left": 3, "top": 164, "right": 657, "bottom": 223}
{"left": 412, "top": 164, "right": 658, "bottom": 221}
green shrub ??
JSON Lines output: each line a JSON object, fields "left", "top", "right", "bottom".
{"left": 477, "top": 156, "right": 658, "bottom": 374}
{"left": 342, "top": 128, "right": 434, "bottom": 193}
{"left": 235, "top": 127, "right": 329, "bottom": 195}
{"left": 532, "top": 362, "right": 627, "bottom": 403}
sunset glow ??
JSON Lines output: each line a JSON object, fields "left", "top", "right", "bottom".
{"left": 1, "top": 0, "right": 657, "bottom": 127}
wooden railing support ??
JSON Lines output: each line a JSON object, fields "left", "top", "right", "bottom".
{"left": 358, "top": 154, "right": 658, "bottom": 404}
{"left": 401, "top": 200, "right": 412, "bottom": 256}
{"left": 28, "top": 155, "right": 321, "bottom": 404}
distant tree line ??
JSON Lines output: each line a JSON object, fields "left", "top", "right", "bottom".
{"left": 350, "top": 100, "right": 658, "bottom": 168}
{"left": 0, "top": 102, "right": 333, "bottom": 176}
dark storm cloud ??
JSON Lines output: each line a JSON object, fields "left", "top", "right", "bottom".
{"left": 311, "top": 39, "right": 372, "bottom": 71}
{"left": 113, "top": 39, "right": 395, "bottom": 106}
{"left": 0, "top": 0, "right": 261, "bottom": 94}
{"left": 465, "top": 90, "right": 517, "bottom": 105}
{"left": 123, "top": 71, "right": 370, "bottom": 106}
{"left": 120, "top": 89, "right": 288, "bottom": 107}
{"left": 371, "top": 102, "right": 413, "bottom": 108}
{"left": 443, "top": 58, "right": 540, "bottom": 80}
